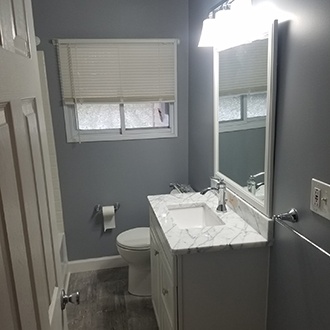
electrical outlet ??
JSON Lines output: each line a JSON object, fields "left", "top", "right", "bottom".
{"left": 313, "top": 187, "right": 321, "bottom": 208}
{"left": 310, "top": 178, "right": 330, "bottom": 220}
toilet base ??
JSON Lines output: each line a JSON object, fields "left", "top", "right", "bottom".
{"left": 128, "top": 264, "right": 151, "bottom": 296}
{"left": 116, "top": 227, "right": 151, "bottom": 296}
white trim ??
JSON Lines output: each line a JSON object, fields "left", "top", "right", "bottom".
{"left": 213, "top": 48, "right": 219, "bottom": 177}
{"left": 68, "top": 255, "right": 127, "bottom": 274}
{"left": 219, "top": 117, "right": 266, "bottom": 133}
{"left": 58, "top": 232, "right": 69, "bottom": 292}
{"left": 64, "top": 272, "right": 70, "bottom": 292}
{"left": 264, "top": 20, "right": 278, "bottom": 216}
{"left": 57, "top": 222, "right": 65, "bottom": 234}
{"left": 214, "top": 20, "right": 278, "bottom": 217}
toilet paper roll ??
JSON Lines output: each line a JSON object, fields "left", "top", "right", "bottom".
{"left": 102, "top": 206, "right": 116, "bottom": 232}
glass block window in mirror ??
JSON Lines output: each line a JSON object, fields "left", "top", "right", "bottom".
{"left": 247, "top": 92, "right": 267, "bottom": 118}
{"left": 219, "top": 92, "right": 266, "bottom": 132}
{"left": 219, "top": 96, "right": 241, "bottom": 122}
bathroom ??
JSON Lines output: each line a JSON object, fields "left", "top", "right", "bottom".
{"left": 12, "top": 0, "right": 330, "bottom": 328}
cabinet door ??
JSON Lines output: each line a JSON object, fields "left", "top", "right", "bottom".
{"left": 150, "top": 210, "right": 177, "bottom": 330}
{"left": 160, "top": 258, "right": 176, "bottom": 329}
{"left": 150, "top": 229, "right": 161, "bottom": 325}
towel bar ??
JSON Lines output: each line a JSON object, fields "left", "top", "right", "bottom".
{"left": 273, "top": 209, "right": 330, "bottom": 258}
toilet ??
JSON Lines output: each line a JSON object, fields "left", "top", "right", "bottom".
{"left": 116, "top": 227, "right": 151, "bottom": 296}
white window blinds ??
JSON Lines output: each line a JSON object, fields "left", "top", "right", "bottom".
{"left": 219, "top": 38, "right": 268, "bottom": 96}
{"left": 56, "top": 39, "right": 177, "bottom": 104}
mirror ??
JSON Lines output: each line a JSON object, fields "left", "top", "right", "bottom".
{"left": 214, "top": 21, "right": 278, "bottom": 217}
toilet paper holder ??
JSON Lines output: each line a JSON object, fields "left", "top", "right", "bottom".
{"left": 94, "top": 202, "right": 120, "bottom": 214}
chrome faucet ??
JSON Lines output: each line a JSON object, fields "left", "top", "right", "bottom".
{"left": 247, "top": 172, "right": 265, "bottom": 195}
{"left": 200, "top": 177, "right": 227, "bottom": 212}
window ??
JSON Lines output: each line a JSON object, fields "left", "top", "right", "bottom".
{"left": 219, "top": 92, "right": 267, "bottom": 132}
{"left": 56, "top": 39, "right": 178, "bottom": 142}
{"left": 218, "top": 38, "right": 268, "bottom": 133}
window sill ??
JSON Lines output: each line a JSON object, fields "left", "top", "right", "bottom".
{"left": 66, "top": 129, "right": 178, "bottom": 143}
{"left": 219, "top": 118, "right": 266, "bottom": 133}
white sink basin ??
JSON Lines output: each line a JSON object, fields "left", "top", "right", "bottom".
{"left": 168, "top": 203, "right": 225, "bottom": 229}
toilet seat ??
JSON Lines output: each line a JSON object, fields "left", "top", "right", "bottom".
{"left": 116, "top": 227, "right": 150, "bottom": 251}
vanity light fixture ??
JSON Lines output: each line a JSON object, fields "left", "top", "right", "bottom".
{"left": 198, "top": 15, "right": 217, "bottom": 48}
{"left": 198, "top": 0, "right": 292, "bottom": 50}
{"left": 198, "top": 0, "right": 234, "bottom": 48}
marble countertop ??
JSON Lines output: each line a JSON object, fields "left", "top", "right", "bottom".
{"left": 148, "top": 192, "right": 270, "bottom": 255}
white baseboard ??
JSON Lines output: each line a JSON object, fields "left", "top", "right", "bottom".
{"left": 68, "top": 255, "right": 127, "bottom": 274}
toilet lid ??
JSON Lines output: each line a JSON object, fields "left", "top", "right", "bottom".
{"left": 117, "top": 227, "right": 150, "bottom": 250}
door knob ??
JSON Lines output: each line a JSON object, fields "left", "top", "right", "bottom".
{"left": 162, "top": 288, "right": 169, "bottom": 295}
{"left": 60, "top": 289, "right": 80, "bottom": 310}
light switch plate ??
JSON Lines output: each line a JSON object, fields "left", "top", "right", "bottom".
{"left": 310, "top": 178, "right": 330, "bottom": 220}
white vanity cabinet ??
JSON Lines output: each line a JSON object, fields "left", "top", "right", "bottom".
{"left": 150, "top": 211, "right": 177, "bottom": 330}
{"left": 150, "top": 208, "right": 270, "bottom": 330}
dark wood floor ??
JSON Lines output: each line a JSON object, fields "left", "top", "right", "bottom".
{"left": 67, "top": 267, "right": 158, "bottom": 330}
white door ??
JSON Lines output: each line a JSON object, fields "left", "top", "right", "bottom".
{"left": 0, "top": 0, "right": 67, "bottom": 329}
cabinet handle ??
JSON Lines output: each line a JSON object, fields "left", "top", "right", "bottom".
{"left": 154, "top": 250, "right": 159, "bottom": 256}
{"left": 162, "top": 288, "right": 168, "bottom": 295}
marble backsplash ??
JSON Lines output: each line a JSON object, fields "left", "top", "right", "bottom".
{"left": 226, "top": 188, "right": 274, "bottom": 243}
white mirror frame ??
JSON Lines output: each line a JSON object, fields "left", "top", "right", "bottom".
{"left": 214, "top": 20, "right": 278, "bottom": 217}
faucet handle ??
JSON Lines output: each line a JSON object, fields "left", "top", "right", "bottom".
{"left": 210, "top": 176, "right": 220, "bottom": 188}
{"left": 250, "top": 171, "right": 265, "bottom": 179}
{"left": 210, "top": 176, "right": 225, "bottom": 188}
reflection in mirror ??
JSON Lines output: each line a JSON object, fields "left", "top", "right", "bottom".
{"left": 219, "top": 38, "right": 267, "bottom": 196}
{"left": 214, "top": 21, "right": 278, "bottom": 217}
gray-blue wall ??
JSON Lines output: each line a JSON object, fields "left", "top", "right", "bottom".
{"left": 189, "top": 0, "right": 330, "bottom": 328}
{"left": 219, "top": 128, "right": 265, "bottom": 186}
{"left": 188, "top": 0, "right": 217, "bottom": 190}
{"left": 32, "top": 0, "right": 189, "bottom": 260}
{"left": 32, "top": 0, "right": 330, "bottom": 327}
{"left": 264, "top": 0, "right": 330, "bottom": 328}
